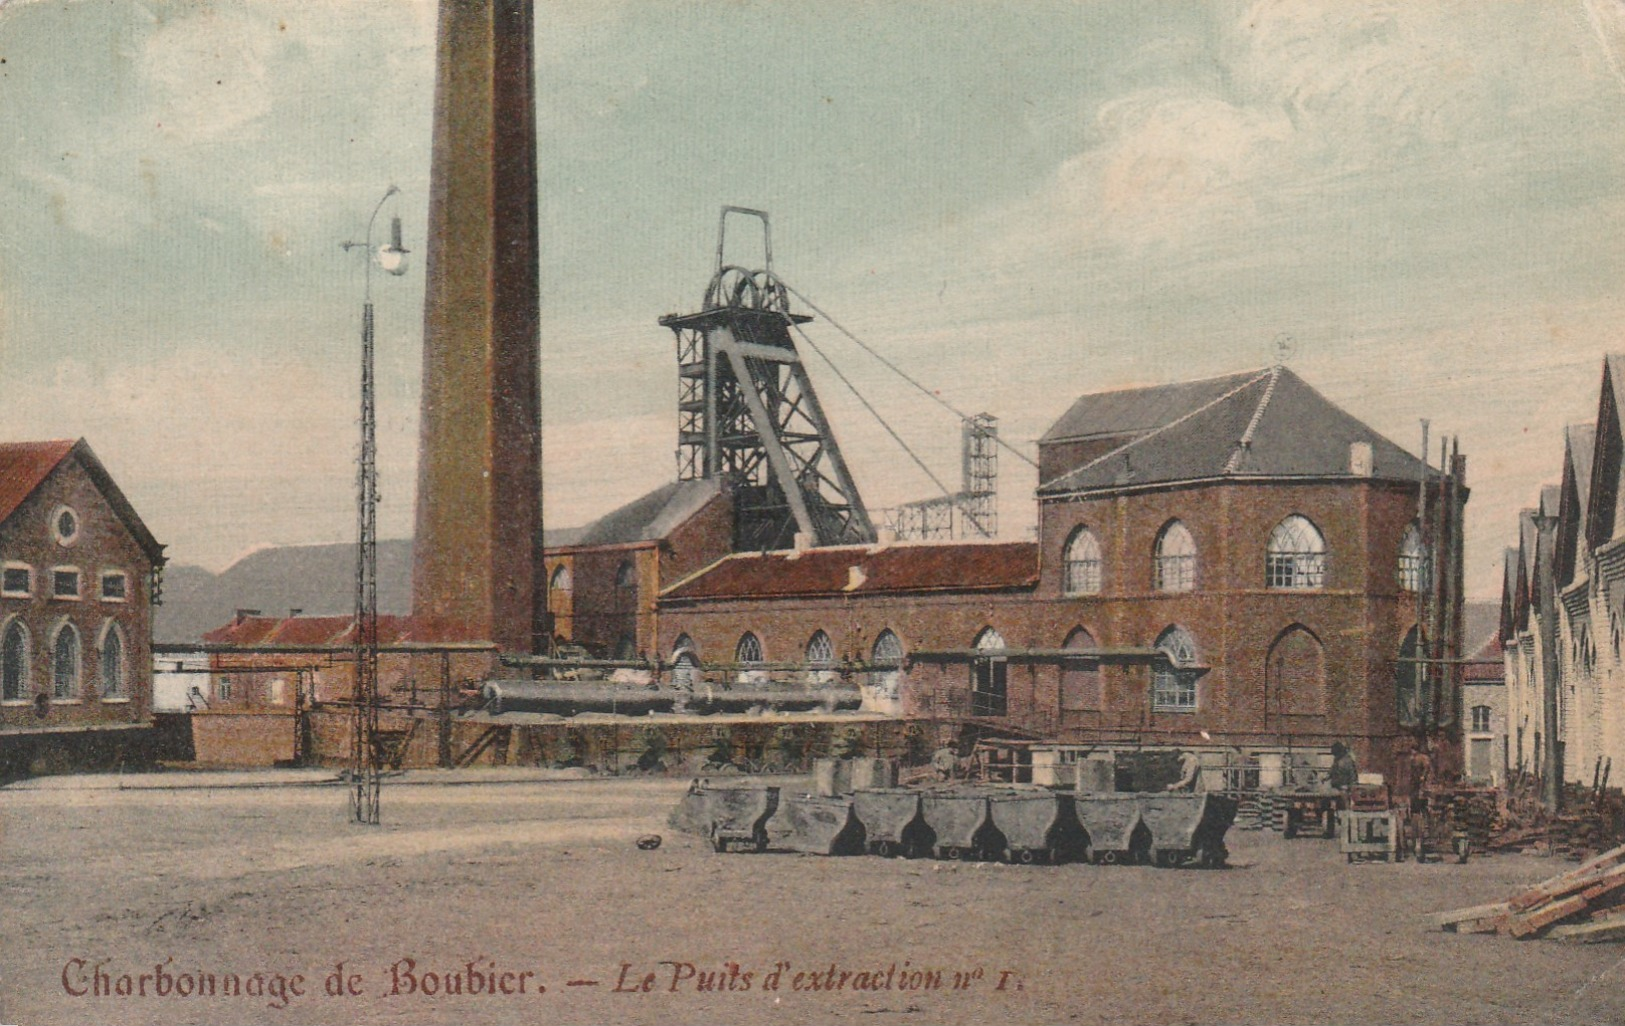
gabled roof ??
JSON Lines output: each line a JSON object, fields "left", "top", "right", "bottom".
{"left": 1558, "top": 423, "right": 1596, "bottom": 587}
{"left": 555, "top": 478, "right": 724, "bottom": 550}
{"left": 1037, "top": 367, "right": 1434, "bottom": 496}
{"left": 0, "top": 439, "right": 163, "bottom": 562}
{"left": 661, "top": 541, "right": 1038, "bottom": 602}
{"left": 1500, "top": 546, "right": 1519, "bottom": 642}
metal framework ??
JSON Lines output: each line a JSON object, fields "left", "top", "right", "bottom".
{"left": 890, "top": 413, "right": 999, "bottom": 540}
{"left": 340, "top": 187, "right": 407, "bottom": 825}
{"left": 661, "top": 207, "right": 875, "bottom": 551}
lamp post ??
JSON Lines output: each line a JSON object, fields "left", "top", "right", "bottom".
{"left": 342, "top": 186, "right": 409, "bottom": 825}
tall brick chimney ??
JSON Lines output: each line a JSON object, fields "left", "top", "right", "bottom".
{"left": 411, "top": 0, "right": 542, "bottom": 652}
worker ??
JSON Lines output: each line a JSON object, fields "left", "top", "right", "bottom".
{"left": 1329, "top": 742, "right": 1359, "bottom": 791}
{"left": 1166, "top": 749, "right": 1203, "bottom": 792}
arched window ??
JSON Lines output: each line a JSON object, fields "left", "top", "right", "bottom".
{"left": 971, "top": 627, "right": 1008, "bottom": 717}
{"left": 99, "top": 623, "right": 125, "bottom": 699}
{"left": 736, "top": 632, "right": 763, "bottom": 664}
{"left": 1396, "top": 626, "right": 1430, "bottom": 728}
{"left": 672, "top": 634, "right": 698, "bottom": 690}
{"left": 1398, "top": 524, "right": 1426, "bottom": 592}
{"left": 868, "top": 629, "right": 904, "bottom": 706}
{"left": 805, "top": 630, "right": 835, "bottom": 667}
{"left": 52, "top": 622, "right": 80, "bottom": 700}
{"left": 1060, "top": 627, "right": 1100, "bottom": 713}
{"left": 1063, "top": 526, "right": 1102, "bottom": 596}
{"left": 1154, "top": 521, "right": 1197, "bottom": 593}
{"left": 547, "top": 565, "right": 572, "bottom": 618}
{"left": 1265, "top": 624, "right": 1325, "bottom": 718}
{"left": 1153, "top": 625, "right": 1198, "bottom": 711}
{"left": 2, "top": 619, "right": 28, "bottom": 701}
{"left": 1266, "top": 515, "right": 1326, "bottom": 590}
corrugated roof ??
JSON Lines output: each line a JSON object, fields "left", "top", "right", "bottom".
{"left": 662, "top": 541, "right": 1038, "bottom": 602}
{"left": 1039, "top": 367, "right": 1434, "bottom": 495}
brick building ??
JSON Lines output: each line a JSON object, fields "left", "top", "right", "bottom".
{"left": 1503, "top": 356, "right": 1625, "bottom": 789}
{"left": 657, "top": 367, "right": 1467, "bottom": 780}
{"left": 0, "top": 439, "right": 166, "bottom": 772}
{"left": 541, "top": 478, "right": 733, "bottom": 659}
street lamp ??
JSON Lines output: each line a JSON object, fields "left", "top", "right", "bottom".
{"left": 341, "top": 185, "right": 409, "bottom": 826}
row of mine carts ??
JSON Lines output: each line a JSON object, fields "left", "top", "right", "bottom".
{"left": 670, "top": 782, "right": 1237, "bottom": 868}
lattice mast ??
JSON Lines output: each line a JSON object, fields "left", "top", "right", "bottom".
{"left": 660, "top": 207, "right": 875, "bottom": 550}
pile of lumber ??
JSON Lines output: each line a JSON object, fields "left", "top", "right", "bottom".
{"left": 1441, "top": 787, "right": 1501, "bottom": 850}
{"left": 1433, "top": 843, "right": 1625, "bottom": 942}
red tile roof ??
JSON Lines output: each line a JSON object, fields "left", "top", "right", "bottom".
{"left": 202, "top": 613, "right": 412, "bottom": 647}
{"left": 662, "top": 541, "right": 1039, "bottom": 602}
{"left": 0, "top": 440, "right": 76, "bottom": 525}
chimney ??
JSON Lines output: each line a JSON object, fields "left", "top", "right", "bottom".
{"left": 234, "top": 608, "right": 261, "bottom": 623}
{"left": 289, "top": 608, "right": 303, "bottom": 619}
{"left": 1349, "top": 441, "right": 1373, "bottom": 477}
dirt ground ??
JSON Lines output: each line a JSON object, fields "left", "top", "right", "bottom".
{"left": 4, "top": 770, "right": 1625, "bottom": 1026}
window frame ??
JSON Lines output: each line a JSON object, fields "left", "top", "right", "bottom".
{"left": 98, "top": 621, "right": 127, "bottom": 701}
{"left": 1062, "top": 526, "right": 1103, "bottom": 596}
{"left": 1, "top": 617, "right": 30, "bottom": 703}
{"left": 1152, "top": 626, "right": 1200, "bottom": 712}
{"left": 51, "top": 505, "right": 80, "bottom": 547}
{"left": 1398, "top": 524, "right": 1427, "bottom": 593}
{"left": 51, "top": 620, "right": 81, "bottom": 702}
{"left": 2, "top": 562, "right": 32, "bottom": 599}
{"left": 1153, "top": 521, "right": 1197, "bottom": 594}
{"left": 51, "top": 566, "right": 82, "bottom": 601}
{"left": 99, "top": 569, "right": 128, "bottom": 603}
{"left": 1265, "top": 515, "right": 1327, "bottom": 590}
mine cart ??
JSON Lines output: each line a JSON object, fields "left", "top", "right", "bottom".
{"left": 853, "top": 788, "right": 930, "bottom": 858}
{"left": 1281, "top": 790, "right": 1343, "bottom": 838}
{"left": 986, "top": 789, "right": 1080, "bottom": 864}
{"left": 1137, "top": 794, "right": 1236, "bottom": 868}
{"left": 767, "top": 795, "right": 866, "bottom": 855}
{"left": 1074, "top": 794, "right": 1151, "bottom": 864}
{"left": 707, "top": 786, "right": 781, "bottom": 853}
{"left": 920, "top": 790, "right": 1002, "bottom": 860}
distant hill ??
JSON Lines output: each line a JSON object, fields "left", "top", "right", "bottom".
{"left": 154, "top": 539, "right": 413, "bottom": 644}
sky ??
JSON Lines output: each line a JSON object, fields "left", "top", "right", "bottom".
{"left": 4, "top": 0, "right": 1625, "bottom": 599}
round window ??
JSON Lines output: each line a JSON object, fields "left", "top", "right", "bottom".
{"left": 52, "top": 506, "right": 79, "bottom": 546}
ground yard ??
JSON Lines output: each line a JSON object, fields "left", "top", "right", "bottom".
{"left": 4, "top": 770, "right": 1625, "bottom": 1026}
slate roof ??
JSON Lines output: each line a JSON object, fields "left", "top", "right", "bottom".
{"left": 557, "top": 478, "right": 724, "bottom": 549}
{"left": 0, "top": 438, "right": 163, "bottom": 561}
{"left": 1037, "top": 366, "right": 1435, "bottom": 496}
{"left": 661, "top": 541, "right": 1038, "bottom": 602}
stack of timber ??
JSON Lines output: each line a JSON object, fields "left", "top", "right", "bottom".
{"left": 1432, "top": 843, "right": 1625, "bottom": 942}
{"left": 1484, "top": 781, "right": 1625, "bottom": 860}
{"left": 1441, "top": 787, "right": 1501, "bottom": 851}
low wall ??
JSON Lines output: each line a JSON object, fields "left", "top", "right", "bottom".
{"left": 190, "top": 711, "right": 296, "bottom": 767}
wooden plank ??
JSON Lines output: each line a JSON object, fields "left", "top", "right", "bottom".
{"left": 1509, "top": 852, "right": 1625, "bottom": 910}
{"left": 1588, "top": 902, "right": 1625, "bottom": 922}
{"left": 1549, "top": 918, "right": 1625, "bottom": 943}
{"left": 1580, "top": 868, "right": 1625, "bottom": 904}
{"left": 1432, "top": 901, "right": 1511, "bottom": 929}
{"left": 1505, "top": 894, "right": 1588, "bottom": 939}
{"left": 1452, "top": 912, "right": 1510, "bottom": 935}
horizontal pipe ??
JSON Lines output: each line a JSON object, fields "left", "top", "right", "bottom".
{"left": 154, "top": 642, "right": 499, "bottom": 656}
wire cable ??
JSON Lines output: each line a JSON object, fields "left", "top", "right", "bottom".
{"left": 778, "top": 278, "right": 1041, "bottom": 470}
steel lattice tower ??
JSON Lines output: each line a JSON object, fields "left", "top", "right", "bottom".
{"left": 661, "top": 208, "right": 875, "bottom": 551}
